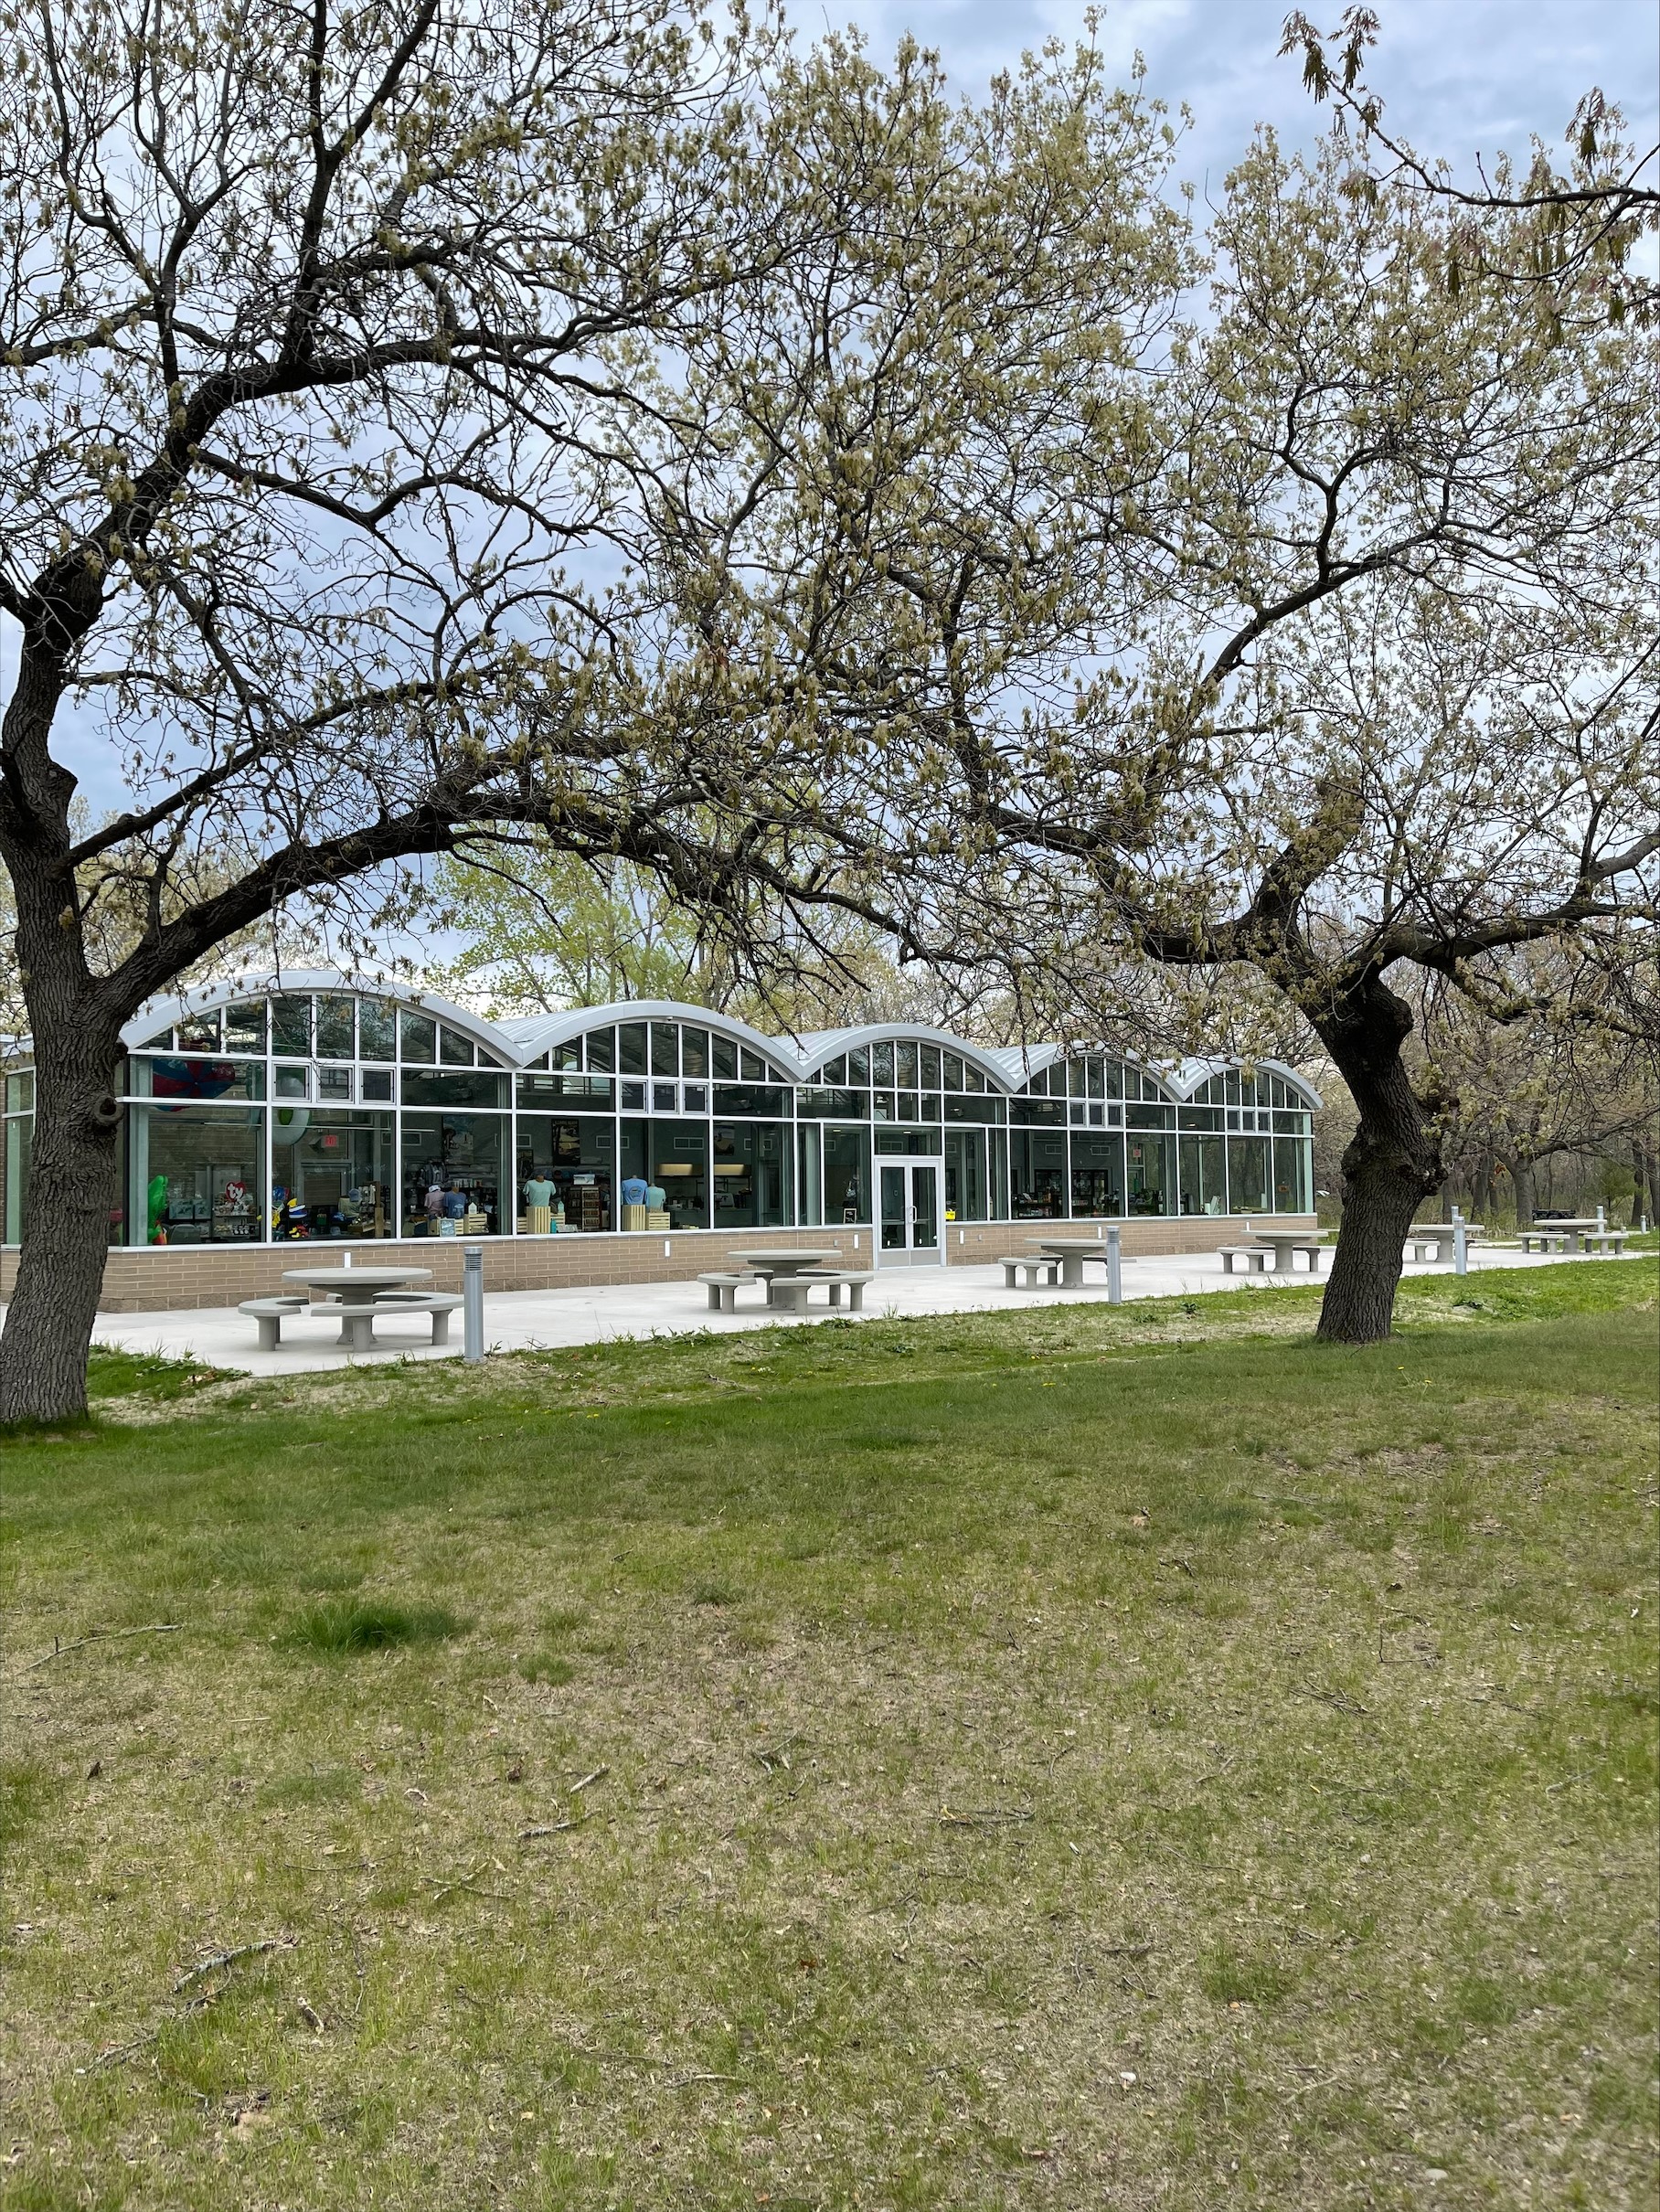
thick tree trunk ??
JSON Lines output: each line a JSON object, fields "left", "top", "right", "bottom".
{"left": 1313, "top": 973, "right": 1443, "bottom": 1345}
{"left": 0, "top": 1016, "right": 123, "bottom": 1424}
{"left": 1508, "top": 1155, "right": 1537, "bottom": 1227}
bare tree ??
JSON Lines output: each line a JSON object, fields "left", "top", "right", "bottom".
{"left": 0, "top": 5, "right": 1197, "bottom": 1420}
{"left": 1280, "top": 7, "right": 1658, "bottom": 321}
{"left": 659, "top": 120, "right": 1660, "bottom": 1341}
{"left": 0, "top": 0, "right": 852, "bottom": 1421}
{"left": 1421, "top": 945, "right": 1659, "bottom": 1227}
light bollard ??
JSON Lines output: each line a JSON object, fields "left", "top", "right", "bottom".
{"left": 1107, "top": 1223, "right": 1123, "bottom": 1305}
{"left": 463, "top": 1244, "right": 484, "bottom": 1363}
{"left": 1453, "top": 1218, "right": 1467, "bottom": 1276}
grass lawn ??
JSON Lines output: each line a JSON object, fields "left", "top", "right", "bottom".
{"left": 3, "top": 1261, "right": 1656, "bottom": 2209}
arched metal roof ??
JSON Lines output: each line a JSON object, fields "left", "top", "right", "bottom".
{"left": 794, "top": 1023, "right": 1023, "bottom": 1095}
{"left": 1166, "top": 1057, "right": 1324, "bottom": 1109}
{"left": 118, "top": 969, "right": 515, "bottom": 1066}
{"left": 496, "top": 999, "right": 803, "bottom": 1079}
{"left": 77, "top": 975, "right": 1322, "bottom": 1109}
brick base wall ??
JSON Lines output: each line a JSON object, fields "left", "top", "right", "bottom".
{"left": 0, "top": 1215, "right": 1317, "bottom": 1314}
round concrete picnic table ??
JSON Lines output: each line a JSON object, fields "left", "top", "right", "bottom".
{"left": 1523, "top": 1218, "right": 1599, "bottom": 1251}
{"left": 1402, "top": 1222, "right": 1486, "bottom": 1259}
{"left": 729, "top": 1249, "right": 846, "bottom": 1303}
{"left": 282, "top": 1264, "right": 433, "bottom": 1344}
{"left": 1027, "top": 1237, "right": 1115, "bottom": 1288}
{"left": 1240, "top": 1228, "right": 1322, "bottom": 1273}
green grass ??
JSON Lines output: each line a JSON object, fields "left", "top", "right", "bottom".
{"left": 4, "top": 1257, "right": 1655, "bottom": 2210}
{"left": 281, "top": 1597, "right": 463, "bottom": 1654}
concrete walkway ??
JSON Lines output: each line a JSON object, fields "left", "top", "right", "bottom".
{"left": 82, "top": 1241, "right": 1609, "bottom": 1377}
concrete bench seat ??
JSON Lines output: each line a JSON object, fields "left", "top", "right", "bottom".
{"left": 1516, "top": 1229, "right": 1568, "bottom": 1253}
{"left": 698, "top": 1271, "right": 746, "bottom": 1313}
{"left": 238, "top": 1295, "right": 308, "bottom": 1351}
{"left": 1218, "top": 1245, "right": 1271, "bottom": 1275}
{"left": 1280, "top": 1240, "right": 1326, "bottom": 1272}
{"left": 1581, "top": 1230, "right": 1629, "bottom": 1255}
{"left": 304, "top": 1291, "right": 463, "bottom": 1353}
{"left": 999, "top": 1255, "right": 1060, "bottom": 1289}
{"left": 817, "top": 1270, "right": 878, "bottom": 1311}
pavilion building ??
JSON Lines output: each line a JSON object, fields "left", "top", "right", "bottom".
{"left": 0, "top": 972, "right": 1319, "bottom": 1312}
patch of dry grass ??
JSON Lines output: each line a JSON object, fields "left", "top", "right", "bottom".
{"left": 2, "top": 1261, "right": 1655, "bottom": 2209}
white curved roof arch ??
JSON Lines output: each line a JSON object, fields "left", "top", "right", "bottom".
{"left": 794, "top": 1022, "right": 1021, "bottom": 1095}
{"left": 119, "top": 969, "right": 516, "bottom": 1066}
{"left": 495, "top": 999, "right": 803, "bottom": 1079}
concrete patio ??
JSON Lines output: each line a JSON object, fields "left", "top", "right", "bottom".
{"left": 73, "top": 1240, "right": 1613, "bottom": 1377}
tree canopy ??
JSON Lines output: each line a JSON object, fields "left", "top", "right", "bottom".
{"left": 654, "top": 114, "right": 1660, "bottom": 1337}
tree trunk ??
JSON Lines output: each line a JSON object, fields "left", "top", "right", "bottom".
{"left": 1472, "top": 1149, "right": 1495, "bottom": 1224}
{"left": 1635, "top": 1136, "right": 1660, "bottom": 1230}
{"left": 1313, "top": 973, "right": 1443, "bottom": 1344}
{"left": 0, "top": 1014, "right": 123, "bottom": 1425}
{"left": 1509, "top": 1155, "right": 1537, "bottom": 1227}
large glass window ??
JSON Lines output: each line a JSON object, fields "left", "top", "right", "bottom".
{"left": 401, "top": 1111, "right": 505, "bottom": 1235}
{"left": 823, "top": 1125, "right": 869, "bottom": 1225}
{"left": 1178, "top": 1134, "right": 1227, "bottom": 1216}
{"left": 943, "top": 1128, "right": 989, "bottom": 1220}
{"left": 128, "top": 1056, "right": 265, "bottom": 1102}
{"left": 402, "top": 1069, "right": 508, "bottom": 1109}
{"left": 652, "top": 1117, "right": 709, "bottom": 1228}
{"left": 1010, "top": 1130, "right": 1068, "bottom": 1218}
{"left": 358, "top": 997, "right": 396, "bottom": 1061}
{"left": 618, "top": 1022, "right": 649, "bottom": 1076}
{"left": 711, "top": 1120, "right": 791, "bottom": 1228}
{"left": 128, "top": 1101, "right": 265, "bottom": 1246}
{"left": 874, "top": 1124, "right": 943, "bottom": 1156}
{"left": 316, "top": 994, "right": 356, "bottom": 1060}
{"left": 272, "top": 994, "right": 312, "bottom": 1057}
{"left": 1069, "top": 1131, "right": 1124, "bottom": 1218}
{"left": 1228, "top": 1136, "right": 1272, "bottom": 1214}
{"left": 1273, "top": 1136, "right": 1312, "bottom": 1214}
{"left": 713, "top": 1082, "right": 786, "bottom": 1117}
{"left": 224, "top": 999, "right": 267, "bottom": 1054}
{"left": 797, "top": 1124, "right": 823, "bottom": 1225}
{"left": 5, "top": 1112, "right": 32, "bottom": 1243}
{"left": 271, "top": 1109, "right": 395, "bottom": 1239}
{"left": 516, "top": 1113, "right": 614, "bottom": 1231}
{"left": 1126, "top": 1134, "right": 1175, "bottom": 1216}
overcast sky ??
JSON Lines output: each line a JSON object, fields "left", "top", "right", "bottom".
{"left": 829, "top": 0, "right": 1658, "bottom": 197}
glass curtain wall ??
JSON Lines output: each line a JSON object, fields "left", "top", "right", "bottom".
{"left": 710, "top": 1120, "right": 791, "bottom": 1228}
{"left": 129, "top": 1102, "right": 266, "bottom": 1245}
{"left": 401, "top": 1111, "right": 505, "bottom": 1235}
{"left": 515, "top": 1113, "right": 615, "bottom": 1231}
{"left": 4, "top": 1070, "right": 34, "bottom": 1245}
{"left": 271, "top": 1109, "right": 394, "bottom": 1239}
{"left": 1178, "top": 1135, "right": 1227, "bottom": 1216}
{"left": 5, "top": 1001, "right": 1321, "bottom": 1250}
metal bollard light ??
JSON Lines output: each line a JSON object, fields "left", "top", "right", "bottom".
{"left": 1107, "top": 1223, "right": 1123, "bottom": 1305}
{"left": 1453, "top": 1218, "right": 1467, "bottom": 1276}
{"left": 463, "top": 1243, "right": 484, "bottom": 1363}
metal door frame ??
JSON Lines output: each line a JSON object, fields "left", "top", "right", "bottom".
{"left": 876, "top": 1157, "right": 946, "bottom": 1268}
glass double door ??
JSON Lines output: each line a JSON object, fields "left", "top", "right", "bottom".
{"left": 878, "top": 1159, "right": 943, "bottom": 1265}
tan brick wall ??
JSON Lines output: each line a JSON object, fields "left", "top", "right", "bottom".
{"left": 0, "top": 1215, "right": 1316, "bottom": 1313}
